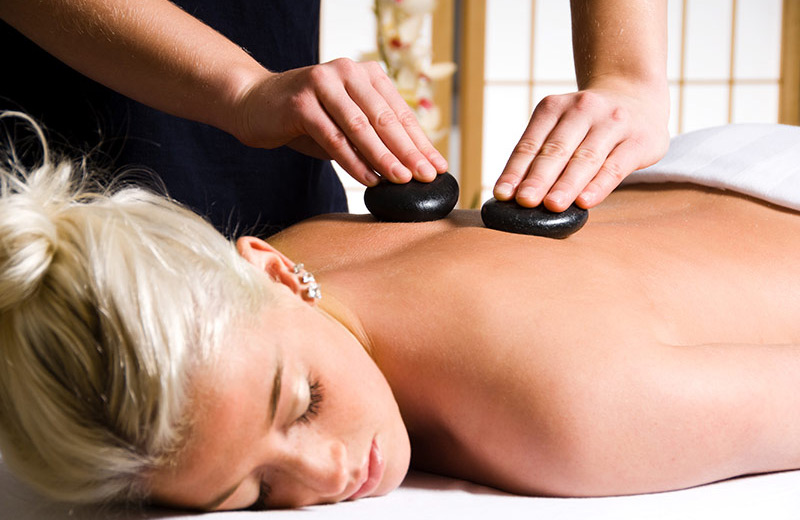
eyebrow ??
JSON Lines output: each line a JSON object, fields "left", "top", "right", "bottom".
{"left": 199, "top": 358, "right": 283, "bottom": 511}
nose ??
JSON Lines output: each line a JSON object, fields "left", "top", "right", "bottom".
{"left": 278, "top": 436, "right": 350, "bottom": 497}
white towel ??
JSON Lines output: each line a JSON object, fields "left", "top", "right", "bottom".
{"left": 624, "top": 123, "right": 800, "bottom": 211}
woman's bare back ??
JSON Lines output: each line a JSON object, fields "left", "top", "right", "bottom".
{"left": 269, "top": 184, "right": 800, "bottom": 496}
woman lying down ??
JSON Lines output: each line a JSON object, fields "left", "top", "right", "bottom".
{"left": 1, "top": 117, "right": 799, "bottom": 512}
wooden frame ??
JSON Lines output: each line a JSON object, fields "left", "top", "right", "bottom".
{"left": 432, "top": 0, "right": 455, "bottom": 163}
{"left": 781, "top": 0, "right": 800, "bottom": 124}
{"left": 457, "top": 0, "right": 486, "bottom": 209}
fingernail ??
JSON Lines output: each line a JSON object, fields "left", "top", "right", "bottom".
{"left": 547, "top": 190, "right": 567, "bottom": 207}
{"left": 518, "top": 187, "right": 538, "bottom": 203}
{"left": 494, "top": 182, "right": 513, "bottom": 199}
{"left": 578, "top": 190, "right": 595, "bottom": 205}
{"left": 391, "top": 164, "right": 412, "bottom": 182}
{"left": 365, "top": 171, "right": 380, "bottom": 186}
{"left": 433, "top": 154, "right": 448, "bottom": 172}
{"left": 418, "top": 162, "right": 437, "bottom": 180}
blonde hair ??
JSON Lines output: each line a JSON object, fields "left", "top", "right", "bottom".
{"left": 0, "top": 112, "right": 271, "bottom": 504}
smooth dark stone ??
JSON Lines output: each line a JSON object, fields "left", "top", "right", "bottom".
{"left": 481, "top": 198, "right": 588, "bottom": 239}
{"left": 364, "top": 172, "right": 459, "bottom": 222}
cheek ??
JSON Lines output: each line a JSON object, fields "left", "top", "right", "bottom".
{"left": 326, "top": 340, "right": 407, "bottom": 429}
{"left": 343, "top": 353, "right": 397, "bottom": 416}
{"left": 318, "top": 329, "right": 410, "bottom": 472}
{"left": 352, "top": 356, "right": 411, "bottom": 483}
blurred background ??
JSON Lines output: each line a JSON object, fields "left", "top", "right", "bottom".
{"left": 320, "top": 0, "right": 799, "bottom": 212}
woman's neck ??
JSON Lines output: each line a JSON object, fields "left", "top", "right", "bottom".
{"left": 266, "top": 212, "right": 473, "bottom": 364}
{"left": 317, "top": 289, "right": 376, "bottom": 359}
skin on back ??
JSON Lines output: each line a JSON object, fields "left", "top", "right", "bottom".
{"left": 268, "top": 184, "right": 800, "bottom": 497}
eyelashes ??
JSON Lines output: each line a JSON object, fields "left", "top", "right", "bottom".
{"left": 295, "top": 378, "right": 323, "bottom": 425}
{"left": 247, "top": 480, "right": 272, "bottom": 511}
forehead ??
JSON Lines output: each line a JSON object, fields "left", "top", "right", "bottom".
{"left": 149, "top": 333, "right": 278, "bottom": 506}
{"left": 193, "top": 317, "right": 283, "bottom": 432}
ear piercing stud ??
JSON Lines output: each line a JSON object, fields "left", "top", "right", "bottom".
{"left": 293, "top": 263, "right": 322, "bottom": 301}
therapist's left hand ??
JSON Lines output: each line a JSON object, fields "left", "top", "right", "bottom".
{"left": 492, "top": 80, "right": 670, "bottom": 212}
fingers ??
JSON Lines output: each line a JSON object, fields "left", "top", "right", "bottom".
{"left": 494, "top": 90, "right": 662, "bottom": 212}
{"left": 318, "top": 73, "right": 416, "bottom": 183}
{"left": 297, "top": 94, "right": 381, "bottom": 186}
{"left": 368, "top": 63, "right": 449, "bottom": 176}
{"left": 576, "top": 139, "right": 642, "bottom": 209}
{"left": 311, "top": 59, "right": 447, "bottom": 185}
{"left": 538, "top": 123, "right": 629, "bottom": 211}
{"left": 493, "top": 97, "right": 562, "bottom": 203}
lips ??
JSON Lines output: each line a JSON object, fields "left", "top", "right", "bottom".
{"left": 348, "top": 439, "right": 385, "bottom": 501}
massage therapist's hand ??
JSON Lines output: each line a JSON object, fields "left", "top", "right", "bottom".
{"left": 234, "top": 59, "right": 448, "bottom": 186}
{"left": 493, "top": 0, "right": 670, "bottom": 212}
{"left": 493, "top": 80, "right": 669, "bottom": 212}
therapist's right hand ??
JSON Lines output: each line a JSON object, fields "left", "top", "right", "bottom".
{"left": 234, "top": 58, "right": 449, "bottom": 187}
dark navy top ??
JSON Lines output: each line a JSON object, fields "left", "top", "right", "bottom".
{"left": 0, "top": 0, "right": 347, "bottom": 237}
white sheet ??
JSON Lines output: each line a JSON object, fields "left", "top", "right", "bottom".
{"left": 623, "top": 123, "right": 800, "bottom": 209}
{"left": 3, "top": 123, "right": 800, "bottom": 519}
{"left": 3, "top": 461, "right": 800, "bottom": 520}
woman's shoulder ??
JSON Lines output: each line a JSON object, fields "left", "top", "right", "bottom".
{"left": 267, "top": 210, "right": 486, "bottom": 272}
{"left": 287, "top": 210, "right": 483, "bottom": 232}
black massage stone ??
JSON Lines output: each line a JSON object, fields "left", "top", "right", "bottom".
{"left": 364, "top": 172, "right": 459, "bottom": 222}
{"left": 481, "top": 198, "right": 588, "bottom": 239}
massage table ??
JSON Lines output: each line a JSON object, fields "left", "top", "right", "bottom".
{"left": 3, "top": 123, "right": 800, "bottom": 519}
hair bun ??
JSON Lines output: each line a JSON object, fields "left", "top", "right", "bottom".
{"left": 0, "top": 196, "right": 59, "bottom": 312}
{"left": 0, "top": 112, "right": 70, "bottom": 312}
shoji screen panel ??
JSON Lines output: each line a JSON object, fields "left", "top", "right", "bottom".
{"left": 673, "top": 0, "right": 783, "bottom": 133}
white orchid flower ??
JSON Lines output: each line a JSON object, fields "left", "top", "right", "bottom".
{"left": 374, "top": 0, "right": 455, "bottom": 141}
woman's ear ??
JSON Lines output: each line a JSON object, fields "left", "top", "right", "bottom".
{"left": 236, "top": 237, "right": 321, "bottom": 304}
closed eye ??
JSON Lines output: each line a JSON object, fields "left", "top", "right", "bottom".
{"left": 246, "top": 480, "right": 272, "bottom": 511}
{"left": 295, "top": 378, "right": 323, "bottom": 425}
{"left": 247, "top": 377, "right": 323, "bottom": 510}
